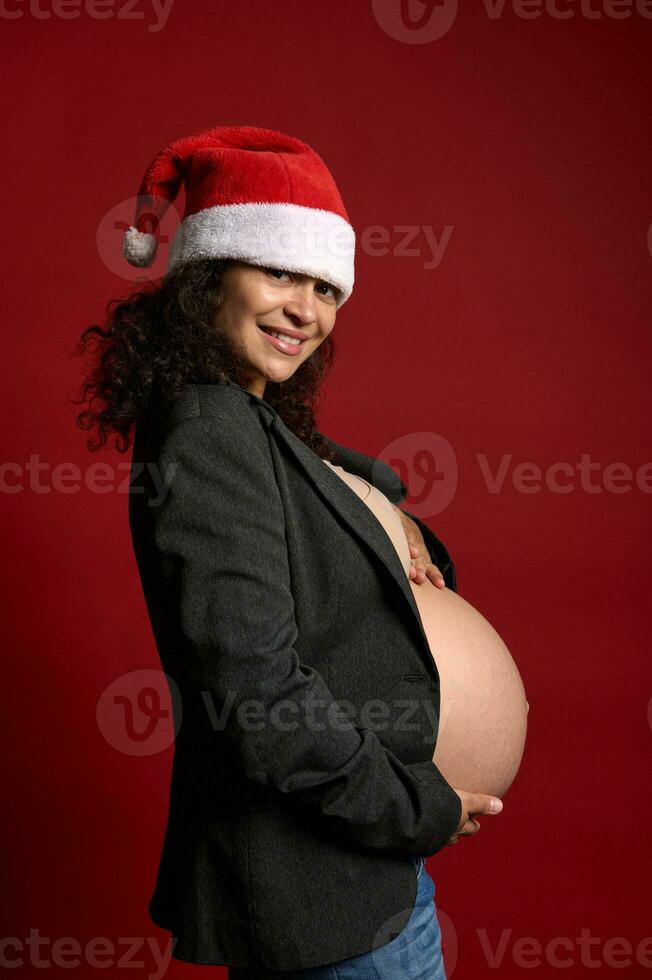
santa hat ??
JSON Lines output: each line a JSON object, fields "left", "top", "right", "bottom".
{"left": 122, "top": 124, "right": 355, "bottom": 307}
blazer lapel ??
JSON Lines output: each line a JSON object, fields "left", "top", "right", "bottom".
{"left": 210, "top": 381, "right": 434, "bottom": 673}
{"left": 315, "top": 431, "right": 408, "bottom": 505}
{"left": 268, "top": 414, "right": 435, "bottom": 670}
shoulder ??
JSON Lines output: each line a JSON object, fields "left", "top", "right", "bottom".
{"left": 133, "top": 383, "right": 274, "bottom": 466}
{"left": 162, "top": 382, "right": 274, "bottom": 432}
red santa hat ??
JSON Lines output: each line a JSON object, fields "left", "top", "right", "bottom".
{"left": 122, "top": 124, "right": 355, "bottom": 307}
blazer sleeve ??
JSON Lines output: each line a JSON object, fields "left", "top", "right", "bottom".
{"left": 150, "top": 412, "right": 462, "bottom": 858}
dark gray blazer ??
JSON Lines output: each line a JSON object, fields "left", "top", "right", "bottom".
{"left": 128, "top": 381, "right": 462, "bottom": 972}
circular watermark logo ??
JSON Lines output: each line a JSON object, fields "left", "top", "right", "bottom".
{"left": 96, "top": 668, "right": 181, "bottom": 756}
{"left": 368, "top": 877, "right": 459, "bottom": 974}
{"left": 372, "top": 0, "right": 459, "bottom": 43}
{"left": 96, "top": 194, "right": 181, "bottom": 281}
{"left": 377, "top": 430, "right": 458, "bottom": 517}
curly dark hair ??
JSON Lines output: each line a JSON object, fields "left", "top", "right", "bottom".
{"left": 71, "top": 258, "right": 339, "bottom": 461}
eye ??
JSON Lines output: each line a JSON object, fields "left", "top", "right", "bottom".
{"left": 265, "top": 267, "right": 339, "bottom": 302}
{"left": 317, "top": 280, "right": 339, "bottom": 301}
{"left": 266, "top": 266, "right": 292, "bottom": 282}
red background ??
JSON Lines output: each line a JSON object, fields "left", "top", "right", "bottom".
{"left": 2, "top": 1, "right": 650, "bottom": 977}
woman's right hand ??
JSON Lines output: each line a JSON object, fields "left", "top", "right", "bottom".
{"left": 446, "top": 790, "right": 503, "bottom": 846}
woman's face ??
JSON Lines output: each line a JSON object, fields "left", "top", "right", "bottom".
{"left": 214, "top": 261, "right": 340, "bottom": 398}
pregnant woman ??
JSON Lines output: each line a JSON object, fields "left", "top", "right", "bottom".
{"left": 74, "top": 125, "right": 527, "bottom": 979}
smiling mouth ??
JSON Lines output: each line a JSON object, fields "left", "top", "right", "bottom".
{"left": 258, "top": 325, "right": 308, "bottom": 346}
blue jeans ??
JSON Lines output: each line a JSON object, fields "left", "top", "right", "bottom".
{"left": 228, "top": 856, "right": 447, "bottom": 979}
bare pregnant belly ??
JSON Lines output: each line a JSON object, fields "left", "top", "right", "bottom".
{"left": 410, "top": 580, "right": 528, "bottom": 798}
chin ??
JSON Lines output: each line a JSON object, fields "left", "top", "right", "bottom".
{"left": 261, "top": 361, "right": 302, "bottom": 384}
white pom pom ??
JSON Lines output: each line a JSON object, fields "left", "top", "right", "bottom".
{"left": 123, "top": 225, "right": 158, "bottom": 267}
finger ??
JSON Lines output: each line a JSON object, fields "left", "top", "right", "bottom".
{"left": 458, "top": 818, "right": 481, "bottom": 837}
{"left": 408, "top": 543, "right": 429, "bottom": 565}
{"left": 410, "top": 550, "right": 431, "bottom": 572}
{"left": 409, "top": 558, "right": 428, "bottom": 583}
{"left": 425, "top": 564, "right": 445, "bottom": 588}
{"left": 465, "top": 794, "right": 503, "bottom": 816}
{"left": 410, "top": 557, "right": 445, "bottom": 588}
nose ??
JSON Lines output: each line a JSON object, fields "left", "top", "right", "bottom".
{"left": 283, "top": 283, "right": 316, "bottom": 326}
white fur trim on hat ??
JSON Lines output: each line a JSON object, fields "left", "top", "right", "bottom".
{"left": 123, "top": 226, "right": 158, "bottom": 268}
{"left": 166, "top": 202, "right": 355, "bottom": 306}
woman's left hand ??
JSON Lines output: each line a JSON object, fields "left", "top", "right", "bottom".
{"left": 393, "top": 506, "right": 446, "bottom": 588}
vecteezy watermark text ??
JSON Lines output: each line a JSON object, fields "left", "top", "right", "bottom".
{"left": 5, "top": 449, "right": 652, "bottom": 506}
{"left": 477, "top": 452, "right": 652, "bottom": 494}
{"left": 372, "top": 0, "right": 652, "bottom": 45}
{"left": 0, "top": 0, "right": 175, "bottom": 32}
{"left": 0, "top": 455, "right": 175, "bottom": 504}
{"left": 0, "top": 929, "right": 175, "bottom": 979}
{"left": 97, "top": 667, "right": 446, "bottom": 757}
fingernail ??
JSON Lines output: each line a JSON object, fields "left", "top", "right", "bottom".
{"left": 490, "top": 799, "right": 503, "bottom": 813}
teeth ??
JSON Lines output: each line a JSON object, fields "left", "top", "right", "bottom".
{"left": 262, "top": 327, "right": 302, "bottom": 346}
